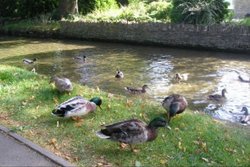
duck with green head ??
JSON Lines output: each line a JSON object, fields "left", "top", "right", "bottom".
{"left": 52, "top": 96, "right": 102, "bottom": 118}
{"left": 162, "top": 94, "right": 188, "bottom": 123}
{"left": 96, "top": 117, "right": 167, "bottom": 151}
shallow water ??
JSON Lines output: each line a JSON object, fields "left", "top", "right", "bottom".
{"left": 1, "top": 36, "right": 250, "bottom": 124}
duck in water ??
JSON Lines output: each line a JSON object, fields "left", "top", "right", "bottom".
{"left": 208, "top": 88, "right": 227, "bottom": 102}
{"left": 23, "top": 58, "right": 37, "bottom": 64}
{"left": 124, "top": 85, "right": 149, "bottom": 94}
{"left": 240, "top": 107, "right": 250, "bottom": 124}
{"left": 115, "top": 69, "right": 124, "bottom": 79}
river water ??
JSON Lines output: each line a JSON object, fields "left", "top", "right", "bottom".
{"left": 1, "top": 36, "right": 250, "bottom": 124}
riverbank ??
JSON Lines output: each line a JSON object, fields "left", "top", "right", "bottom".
{"left": 0, "top": 65, "right": 249, "bottom": 166}
{"left": 1, "top": 20, "right": 250, "bottom": 53}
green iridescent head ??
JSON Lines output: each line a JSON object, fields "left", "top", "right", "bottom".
{"left": 90, "top": 97, "right": 102, "bottom": 107}
{"left": 148, "top": 117, "right": 167, "bottom": 128}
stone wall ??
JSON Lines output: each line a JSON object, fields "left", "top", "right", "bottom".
{"left": 60, "top": 21, "right": 250, "bottom": 52}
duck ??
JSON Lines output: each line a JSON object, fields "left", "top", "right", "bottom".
{"left": 23, "top": 58, "right": 37, "bottom": 64}
{"left": 240, "top": 107, "right": 250, "bottom": 124}
{"left": 52, "top": 96, "right": 102, "bottom": 118}
{"left": 174, "top": 73, "right": 189, "bottom": 83}
{"left": 115, "top": 69, "right": 124, "bottom": 79}
{"left": 162, "top": 94, "right": 188, "bottom": 123}
{"left": 208, "top": 88, "right": 227, "bottom": 102}
{"left": 96, "top": 117, "right": 167, "bottom": 151}
{"left": 124, "top": 85, "right": 149, "bottom": 94}
{"left": 74, "top": 55, "right": 86, "bottom": 62}
{"left": 50, "top": 76, "right": 73, "bottom": 93}
{"left": 238, "top": 75, "right": 250, "bottom": 83}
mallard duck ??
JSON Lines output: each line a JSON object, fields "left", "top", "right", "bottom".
{"left": 50, "top": 76, "right": 73, "bottom": 93}
{"left": 115, "top": 69, "right": 124, "bottom": 79}
{"left": 96, "top": 117, "right": 167, "bottom": 151}
{"left": 23, "top": 58, "right": 37, "bottom": 64}
{"left": 238, "top": 75, "right": 250, "bottom": 83}
{"left": 52, "top": 96, "right": 102, "bottom": 117}
{"left": 124, "top": 85, "right": 149, "bottom": 94}
{"left": 208, "top": 88, "right": 227, "bottom": 101}
{"left": 240, "top": 107, "right": 250, "bottom": 124}
{"left": 162, "top": 94, "right": 188, "bottom": 123}
{"left": 174, "top": 73, "right": 189, "bottom": 83}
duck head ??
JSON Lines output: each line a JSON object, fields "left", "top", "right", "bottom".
{"left": 148, "top": 117, "right": 167, "bottom": 129}
{"left": 90, "top": 97, "right": 102, "bottom": 109}
{"left": 222, "top": 88, "right": 227, "bottom": 97}
{"left": 241, "top": 107, "right": 248, "bottom": 115}
{"left": 142, "top": 85, "right": 150, "bottom": 90}
{"left": 175, "top": 73, "right": 181, "bottom": 79}
{"left": 49, "top": 76, "right": 58, "bottom": 84}
{"left": 33, "top": 58, "right": 37, "bottom": 62}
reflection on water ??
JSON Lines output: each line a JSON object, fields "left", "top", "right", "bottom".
{"left": 0, "top": 36, "right": 250, "bottom": 125}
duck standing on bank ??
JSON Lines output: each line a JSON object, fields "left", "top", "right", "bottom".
{"left": 240, "top": 107, "right": 250, "bottom": 124}
{"left": 115, "top": 69, "right": 124, "bottom": 79}
{"left": 208, "top": 88, "right": 227, "bottom": 102}
{"left": 124, "top": 85, "right": 149, "bottom": 94}
{"left": 23, "top": 58, "right": 37, "bottom": 64}
{"left": 96, "top": 117, "right": 167, "bottom": 152}
{"left": 50, "top": 76, "right": 73, "bottom": 93}
{"left": 162, "top": 94, "right": 188, "bottom": 123}
{"left": 52, "top": 96, "right": 102, "bottom": 118}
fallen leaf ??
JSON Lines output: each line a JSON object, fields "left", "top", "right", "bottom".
{"left": 107, "top": 93, "right": 114, "bottom": 98}
{"left": 160, "top": 159, "right": 167, "bottom": 165}
{"left": 201, "top": 157, "right": 209, "bottom": 163}
{"left": 53, "top": 97, "right": 58, "bottom": 104}
{"left": 120, "top": 143, "right": 128, "bottom": 149}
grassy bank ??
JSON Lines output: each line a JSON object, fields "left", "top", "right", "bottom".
{"left": 0, "top": 65, "right": 249, "bottom": 166}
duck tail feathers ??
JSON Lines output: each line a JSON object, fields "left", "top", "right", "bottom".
{"left": 96, "top": 131, "right": 110, "bottom": 139}
{"left": 51, "top": 109, "right": 66, "bottom": 117}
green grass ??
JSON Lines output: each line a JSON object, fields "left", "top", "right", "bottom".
{"left": 2, "top": 19, "right": 60, "bottom": 32}
{"left": 0, "top": 65, "right": 249, "bottom": 166}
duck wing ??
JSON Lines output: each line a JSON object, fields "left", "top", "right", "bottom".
{"left": 55, "top": 78, "right": 73, "bottom": 92}
{"left": 97, "top": 119, "right": 148, "bottom": 144}
{"left": 208, "top": 94, "right": 222, "bottom": 100}
{"left": 52, "top": 96, "right": 94, "bottom": 117}
{"left": 23, "top": 59, "right": 32, "bottom": 64}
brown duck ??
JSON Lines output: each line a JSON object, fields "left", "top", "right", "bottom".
{"left": 162, "top": 94, "right": 188, "bottom": 123}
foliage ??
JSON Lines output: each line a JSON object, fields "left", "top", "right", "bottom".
{"left": 79, "top": 0, "right": 172, "bottom": 23}
{"left": 170, "top": 0, "right": 230, "bottom": 25}
{"left": 1, "top": 18, "right": 60, "bottom": 32}
{"left": 239, "top": 18, "right": 250, "bottom": 26}
{"left": 147, "top": 1, "right": 172, "bottom": 21}
{"left": 78, "top": 0, "right": 118, "bottom": 15}
{"left": 0, "top": 65, "right": 249, "bottom": 166}
{"left": 0, "top": 0, "right": 58, "bottom": 18}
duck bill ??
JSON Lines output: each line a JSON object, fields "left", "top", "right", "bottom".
{"left": 98, "top": 105, "right": 103, "bottom": 110}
